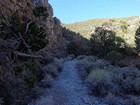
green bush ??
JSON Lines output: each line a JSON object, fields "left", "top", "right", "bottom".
{"left": 128, "top": 96, "right": 140, "bottom": 105}
{"left": 112, "top": 73, "right": 124, "bottom": 85}
{"left": 27, "top": 23, "right": 47, "bottom": 51}
{"left": 77, "top": 59, "right": 94, "bottom": 79}
{"left": 112, "top": 69, "right": 140, "bottom": 95}
{"left": 0, "top": 12, "right": 32, "bottom": 39}
{"left": 115, "top": 37, "right": 135, "bottom": 55}
{"left": 0, "top": 22, "right": 12, "bottom": 39}
{"left": 77, "top": 56, "right": 140, "bottom": 99}
{"left": 90, "top": 26, "right": 116, "bottom": 56}
{"left": 24, "top": 62, "right": 37, "bottom": 74}
{"left": 0, "top": 12, "right": 25, "bottom": 39}
{"left": 122, "top": 77, "right": 140, "bottom": 95}
{"left": 107, "top": 51, "right": 123, "bottom": 65}
{"left": 87, "top": 69, "right": 115, "bottom": 96}
{"left": 33, "top": 6, "right": 48, "bottom": 18}
{"left": 87, "top": 69, "right": 111, "bottom": 83}
{"left": 14, "top": 67, "right": 23, "bottom": 75}
{"left": 135, "top": 27, "right": 140, "bottom": 52}
{"left": 24, "top": 75, "right": 37, "bottom": 88}
{"left": 115, "top": 36, "right": 126, "bottom": 52}
{"left": 124, "top": 46, "right": 135, "bottom": 55}
{"left": 1, "top": 12, "right": 47, "bottom": 51}
{"left": 120, "top": 21, "right": 128, "bottom": 33}
{"left": 67, "top": 41, "right": 90, "bottom": 55}
{"left": 67, "top": 41, "right": 80, "bottom": 55}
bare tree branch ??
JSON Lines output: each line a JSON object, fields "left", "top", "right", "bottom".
{"left": 18, "top": 33, "right": 32, "bottom": 54}
{"left": 24, "top": 21, "right": 32, "bottom": 36}
{"left": 15, "top": 52, "right": 45, "bottom": 59}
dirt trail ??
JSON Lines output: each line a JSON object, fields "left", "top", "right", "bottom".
{"left": 29, "top": 60, "right": 104, "bottom": 105}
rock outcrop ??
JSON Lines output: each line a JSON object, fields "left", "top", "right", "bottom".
{"left": 33, "top": 0, "right": 67, "bottom": 57}
{"left": 0, "top": 0, "right": 66, "bottom": 57}
{"left": 41, "top": 2, "right": 67, "bottom": 58}
{"left": 0, "top": 0, "right": 66, "bottom": 105}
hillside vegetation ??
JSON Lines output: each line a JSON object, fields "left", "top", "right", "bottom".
{"left": 62, "top": 16, "right": 140, "bottom": 104}
{"left": 0, "top": 0, "right": 66, "bottom": 105}
{"left": 0, "top": 0, "right": 140, "bottom": 104}
{"left": 63, "top": 16, "right": 140, "bottom": 47}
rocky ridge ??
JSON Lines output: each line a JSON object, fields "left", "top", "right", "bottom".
{"left": 0, "top": 0, "right": 67, "bottom": 105}
{"left": 34, "top": 0, "right": 67, "bottom": 57}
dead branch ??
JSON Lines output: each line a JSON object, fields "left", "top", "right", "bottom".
{"left": 18, "top": 33, "right": 32, "bottom": 54}
{"left": 1, "top": 16, "right": 43, "bottom": 68}
{"left": 24, "top": 21, "right": 32, "bottom": 36}
{"left": 15, "top": 52, "right": 45, "bottom": 59}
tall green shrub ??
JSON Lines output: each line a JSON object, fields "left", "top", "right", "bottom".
{"left": 135, "top": 27, "right": 140, "bottom": 52}
{"left": 90, "top": 26, "right": 116, "bottom": 56}
{"left": 0, "top": 12, "right": 47, "bottom": 51}
{"left": 33, "top": 6, "right": 48, "bottom": 19}
{"left": 107, "top": 51, "right": 123, "bottom": 65}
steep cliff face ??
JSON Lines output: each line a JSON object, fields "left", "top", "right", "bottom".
{"left": 35, "top": 0, "right": 67, "bottom": 57}
{"left": 0, "top": 0, "right": 66, "bottom": 105}
{"left": 33, "top": 0, "right": 67, "bottom": 57}
{"left": 0, "top": 0, "right": 66, "bottom": 57}
{"left": 0, "top": 0, "right": 35, "bottom": 20}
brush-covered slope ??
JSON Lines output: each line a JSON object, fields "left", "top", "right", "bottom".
{"left": 63, "top": 16, "right": 140, "bottom": 47}
{"left": 0, "top": 0, "right": 66, "bottom": 105}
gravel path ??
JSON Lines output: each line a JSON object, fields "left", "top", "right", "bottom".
{"left": 29, "top": 60, "right": 103, "bottom": 105}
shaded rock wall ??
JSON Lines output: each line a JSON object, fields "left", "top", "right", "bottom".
{"left": 35, "top": 0, "right": 67, "bottom": 57}
{"left": 0, "top": 0, "right": 67, "bottom": 105}
{"left": 0, "top": 0, "right": 67, "bottom": 58}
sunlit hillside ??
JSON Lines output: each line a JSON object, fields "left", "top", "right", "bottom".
{"left": 63, "top": 16, "right": 140, "bottom": 47}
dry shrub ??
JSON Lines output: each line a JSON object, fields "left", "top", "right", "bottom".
{"left": 104, "top": 93, "right": 127, "bottom": 105}
{"left": 40, "top": 74, "right": 54, "bottom": 85}
{"left": 53, "top": 58, "right": 64, "bottom": 72}
{"left": 76, "top": 55, "right": 87, "bottom": 60}
{"left": 77, "top": 58, "right": 94, "bottom": 79}
{"left": 86, "top": 69, "right": 111, "bottom": 83}
{"left": 42, "top": 58, "right": 64, "bottom": 78}
{"left": 107, "top": 51, "right": 123, "bottom": 65}
{"left": 77, "top": 55, "right": 98, "bottom": 61}
{"left": 77, "top": 56, "right": 110, "bottom": 80}
{"left": 42, "top": 63, "right": 58, "bottom": 78}
{"left": 86, "top": 69, "right": 118, "bottom": 96}
{"left": 77, "top": 56, "right": 140, "bottom": 98}
{"left": 122, "top": 77, "right": 140, "bottom": 95}
{"left": 32, "top": 95, "right": 54, "bottom": 105}
{"left": 91, "top": 59, "right": 110, "bottom": 69}
{"left": 67, "top": 40, "right": 91, "bottom": 56}
{"left": 111, "top": 68, "right": 140, "bottom": 95}
{"left": 36, "top": 74, "right": 54, "bottom": 90}
{"left": 128, "top": 96, "right": 140, "bottom": 105}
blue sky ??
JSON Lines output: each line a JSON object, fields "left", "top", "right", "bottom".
{"left": 49, "top": 0, "right": 140, "bottom": 24}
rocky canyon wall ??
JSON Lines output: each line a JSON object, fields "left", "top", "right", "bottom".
{"left": 0, "top": 0, "right": 66, "bottom": 105}
{"left": 0, "top": 0, "right": 67, "bottom": 58}
{"left": 34, "top": 0, "right": 67, "bottom": 58}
